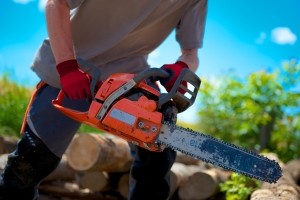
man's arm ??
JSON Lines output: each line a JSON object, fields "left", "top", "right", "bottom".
{"left": 45, "top": 0, "right": 74, "bottom": 64}
{"left": 45, "top": 0, "right": 92, "bottom": 99}
{"left": 177, "top": 48, "right": 199, "bottom": 72}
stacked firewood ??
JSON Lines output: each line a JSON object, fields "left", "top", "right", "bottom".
{"left": 250, "top": 154, "right": 300, "bottom": 200}
{"left": 39, "top": 133, "right": 232, "bottom": 200}
{"left": 1, "top": 134, "right": 300, "bottom": 200}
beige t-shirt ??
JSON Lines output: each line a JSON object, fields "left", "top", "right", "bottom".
{"left": 31, "top": 0, "right": 207, "bottom": 88}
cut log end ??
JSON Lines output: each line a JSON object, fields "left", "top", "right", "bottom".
{"left": 66, "top": 133, "right": 133, "bottom": 172}
{"left": 178, "top": 170, "right": 221, "bottom": 200}
{"left": 66, "top": 134, "right": 101, "bottom": 171}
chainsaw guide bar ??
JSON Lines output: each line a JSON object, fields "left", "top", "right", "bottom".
{"left": 157, "top": 122, "right": 282, "bottom": 183}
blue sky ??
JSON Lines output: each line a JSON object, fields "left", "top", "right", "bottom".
{"left": 0, "top": 0, "right": 299, "bottom": 122}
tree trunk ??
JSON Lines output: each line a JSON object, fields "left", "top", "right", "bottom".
{"left": 258, "top": 121, "right": 274, "bottom": 150}
{"left": 66, "top": 133, "right": 133, "bottom": 172}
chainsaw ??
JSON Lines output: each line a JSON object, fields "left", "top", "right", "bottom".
{"left": 52, "top": 62, "right": 282, "bottom": 183}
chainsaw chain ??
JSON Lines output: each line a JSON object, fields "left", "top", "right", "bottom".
{"left": 157, "top": 122, "right": 282, "bottom": 183}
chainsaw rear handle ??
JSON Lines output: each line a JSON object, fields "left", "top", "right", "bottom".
{"left": 157, "top": 68, "right": 201, "bottom": 113}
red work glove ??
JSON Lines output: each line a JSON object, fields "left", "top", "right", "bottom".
{"left": 160, "top": 61, "right": 189, "bottom": 93}
{"left": 56, "top": 59, "right": 92, "bottom": 100}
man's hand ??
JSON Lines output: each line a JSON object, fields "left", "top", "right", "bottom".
{"left": 160, "top": 61, "right": 189, "bottom": 92}
{"left": 56, "top": 59, "right": 92, "bottom": 99}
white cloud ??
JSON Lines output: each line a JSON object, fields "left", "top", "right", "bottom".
{"left": 38, "top": 0, "right": 47, "bottom": 11}
{"left": 13, "top": 0, "right": 34, "bottom": 4}
{"left": 12, "top": 0, "right": 46, "bottom": 11}
{"left": 271, "top": 27, "right": 297, "bottom": 45}
{"left": 255, "top": 32, "right": 267, "bottom": 44}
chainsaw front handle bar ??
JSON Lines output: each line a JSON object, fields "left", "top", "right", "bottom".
{"left": 158, "top": 68, "right": 201, "bottom": 112}
{"left": 131, "top": 68, "right": 201, "bottom": 113}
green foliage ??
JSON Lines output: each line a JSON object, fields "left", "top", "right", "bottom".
{"left": 78, "top": 124, "right": 102, "bottom": 133}
{"left": 0, "top": 75, "right": 32, "bottom": 137}
{"left": 220, "top": 173, "right": 261, "bottom": 200}
{"left": 197, "top": 60, "right": 300, "bottom": 162}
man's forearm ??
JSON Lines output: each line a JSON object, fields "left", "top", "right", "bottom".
{"left": 177, "top": 49, "right": 199, "bottom": 72}
{"left": 46, "top": 0, "right": 75, "bottom": 64}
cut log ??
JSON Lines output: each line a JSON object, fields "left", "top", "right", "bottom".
{"left": 285, "top": 159, "right": 300, "bottom": 183}
{"left": 43, "top": 155, "right": 76, "bottom": 182}
{"left": 169, "top": 163, "right": 202, "bottom": 198}
{"left": 175, "top": 151, "right": 201, "bottom": 165}
{"left": 251, "top": 155, "right": 300, "bottom": 200}
{"left": 75, "top": 171, "right": 109, "bottom": 192}
{"left": 118, "top": 173, "right": 130, "bottom": 199}
{"left": 253, "top": 169, "right": 300, "bottom": 200}
{"left": 39, "top": 181, "right": 115, "bottom": 200}
{"left": 117, "top": 164, "right": 203, "bottom": 200}
{"left": 0, "top": 154, "right": 8, "bottom": 171}
{"left": 0, "top": 136, "right": 18, "bottom": 154}
{"left": 66, "top": 133, "right": 133, "bottom": 172}
{"left": 178, "top": 169, "right": 224, "bottom": 200}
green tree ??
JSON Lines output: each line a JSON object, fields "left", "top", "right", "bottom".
{"left": 196, "top": 60, "right": 300, "bottom": 162}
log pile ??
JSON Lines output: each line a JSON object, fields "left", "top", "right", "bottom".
{"left": 0, "top": 133, "right": 300, "bottom": 200}
{"left": 251, "top": 153, "right": 300, "bottom": 200}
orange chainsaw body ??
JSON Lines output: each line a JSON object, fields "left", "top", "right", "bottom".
{"left": 53, "top": 67, "right": 201, "bottom": 151}
{"left": 53, "top": 73, "right": 164, "bottom": 151}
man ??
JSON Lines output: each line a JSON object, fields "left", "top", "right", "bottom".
{"left": 0, "top": 0, "right": 207, "bottom": 199}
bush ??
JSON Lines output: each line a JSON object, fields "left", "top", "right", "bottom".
{"left": 220, "top": 173, "right": 261, "bottom": 200}
{"left": 0, "top": 75, "right": 32, "bottom": 137}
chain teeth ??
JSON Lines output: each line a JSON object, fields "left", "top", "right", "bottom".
{"left": 157, "top": 122, "right": 282, "bottom": 183}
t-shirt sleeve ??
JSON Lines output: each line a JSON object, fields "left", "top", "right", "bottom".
{"left": 176, "top": 0, "right": 208, "bottom": 49}
{"left": 66, "top": 0, "right": 85, "bottom": 9}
